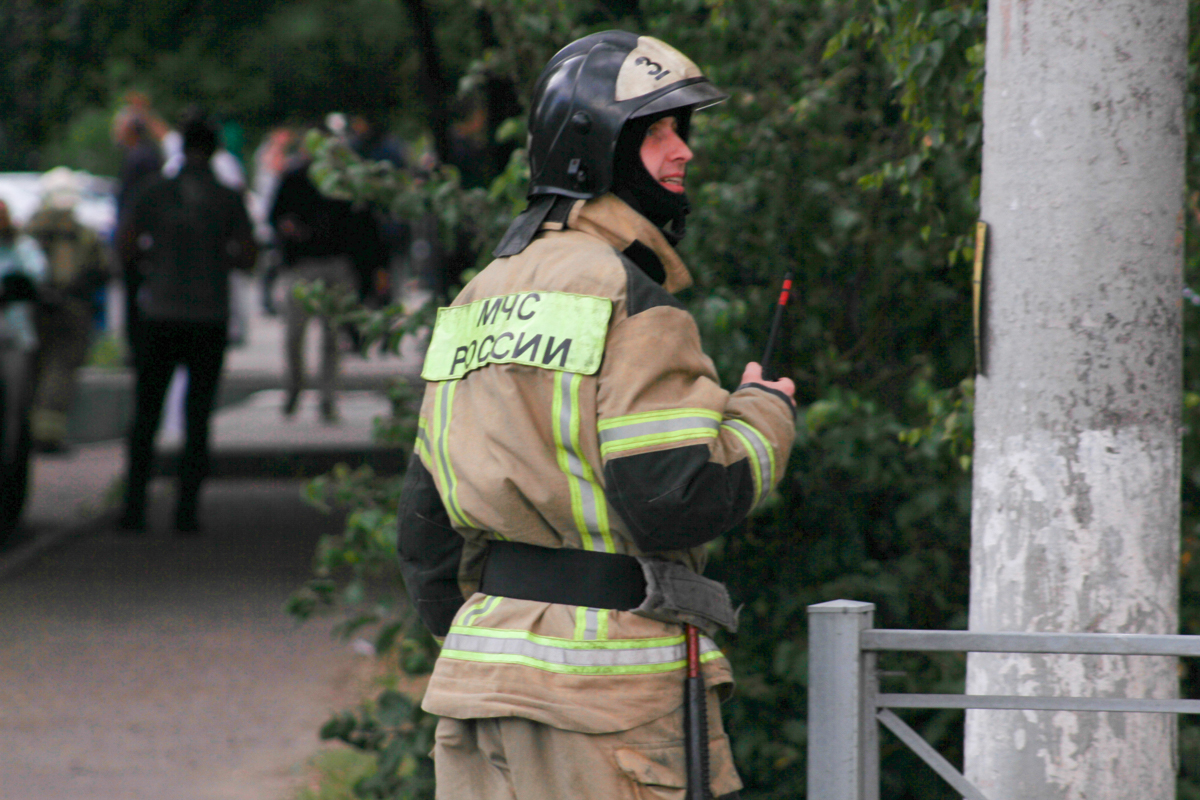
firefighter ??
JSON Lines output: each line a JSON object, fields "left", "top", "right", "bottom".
{"left": 25, "top": 168, "right": 110, "bottom": 453}
{"left": 397, "top": 31, "right": 796, "bottom": 799}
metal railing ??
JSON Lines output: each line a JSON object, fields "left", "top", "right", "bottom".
{"left": 806, "top": 599, "right": 1199, "bottom": 800}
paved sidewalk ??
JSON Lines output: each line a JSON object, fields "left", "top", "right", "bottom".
{"left": 0, "top": 478, "right": 381, "bottom": 800}
{"left": 0, "top": 281, "right": 428, "bottom": 799}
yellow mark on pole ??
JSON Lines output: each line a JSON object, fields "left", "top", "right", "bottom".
{"left": 973, "top": 221, "right": 987, "bottom": 375}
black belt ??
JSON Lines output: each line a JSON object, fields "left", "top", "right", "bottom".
{"left": 479, "top": 541, "right": 647, "bottom": 610}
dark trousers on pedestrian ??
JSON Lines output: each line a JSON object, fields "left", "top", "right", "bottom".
{"left": 121, "top": 320, "right": 227, "bottom": 531}
{"left": 282, "top": 256, "right": 357, "bottom": 421}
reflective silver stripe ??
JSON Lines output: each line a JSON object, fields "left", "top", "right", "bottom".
{"left": 441, "top": 628, "right": 721, "bottom": 673}
{"left": 460, "top": 595, "right": 502, "bottom": 627}
{"left": 598, "top": 415, "right": 721, "bottom": 445}
{"left": 581, "top": 607, "right": 601, "bottom": 640}
{"left": 723, "top": 419, "right": 774, "bottom": 503}
{"left": 555, "top": 371, "right": 613, "bottom": 552}
{"left": 415, "top": 421, "right": 432, "bottom": 459}
{"left": 435, "top": 382, "right": 473, "bottom": 528}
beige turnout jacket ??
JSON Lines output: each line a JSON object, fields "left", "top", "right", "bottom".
{"left": 398, "top": 194, "right": 795, "bottom": 734}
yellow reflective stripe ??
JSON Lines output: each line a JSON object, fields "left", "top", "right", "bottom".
{"left": 458, "top": 595, "right": 492, "bottom": 627}
{"left": 598, "top": 408, "right": 723, "bottom": 458}
{"left": 551, "top": 372, "right": 583, "bottom": 545}
{"left": 570, "top": 374, "right": 614, "bottom": 552}
{"left": 598, "top": 408, "right": 723, "bottom": 430}
{"left": 460, "top": 594, "right": 504, "bottom": 627}
{"left": 553, "top": 372, "right": 613, "bottom": 552}
{"left": 439, "top": 382, "right": 472, "bottom": 526}
{"left": 450, "top": 625, "right": 683, "bottom": 650}
{"left": 574, "top": 607, "right": 589, "bottom": 640}
{"left": 600, "top": 427, "right": 720, "bottom": 458}
{"left": 725, "top": 418, "right": 775, "bottom": 498}
{"left": 721, "top": 423, "right": 762, "bottom": 504}
{"left": 415, "top": 417, "right": 432, "bottom": 462}
{"left": 573, "top": 607, "right": 611, "bottom": 641}
{"left": 722, "top": 419, "right": 775, "bottom": 505}
{"left": 427, "top": 384, "right": 458, "bottom": 525}
{"left": 430, "top": 383, "right": 477, "bottom": 529}
{"left": 441, "top": 626, "right": 722, "bottom": 676}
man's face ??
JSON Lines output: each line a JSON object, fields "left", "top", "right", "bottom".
{"left": 639, "top": 116, "right": 693, "bottom": 195}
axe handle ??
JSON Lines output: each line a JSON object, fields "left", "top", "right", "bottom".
{"left": 684, "top": 624, "right": 711, "bottom": 800}
{"left": 760, "top": 272, "right": 792, "bottom": 381}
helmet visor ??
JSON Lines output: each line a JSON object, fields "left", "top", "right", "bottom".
{"left": 629, "top": 78, "right": 729, "bottom": 120}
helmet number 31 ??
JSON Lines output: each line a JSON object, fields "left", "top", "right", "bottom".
{"left": 634, "top": 56, "right": 671, "bottom": 81}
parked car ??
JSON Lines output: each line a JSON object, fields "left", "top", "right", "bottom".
{"left": 0, "top": 171, "right": 117, "bottom": 237}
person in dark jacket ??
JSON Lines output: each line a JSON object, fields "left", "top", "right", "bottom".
{"left": 269, "top": 152, "right": 386, "bottom": 421}
{"left": 115, "top": 112, "right": 256, "bottom": 533}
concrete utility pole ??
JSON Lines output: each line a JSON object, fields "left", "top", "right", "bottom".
{"left": 965, "top": 0, "right": 1187, "bottom": 798}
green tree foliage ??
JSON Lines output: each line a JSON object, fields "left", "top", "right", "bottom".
{"left": 0, "top": 0, "right": 489, "bottom": 171}
{"left": 665, "top": 4, "right": 983, "bottom": 795}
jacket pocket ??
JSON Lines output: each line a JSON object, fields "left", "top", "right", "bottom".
{"left": 615, "top": 742, "right": 686, "bottom": 799}
{"left": 614, "top": 734, "right": 742, "bottom": 799}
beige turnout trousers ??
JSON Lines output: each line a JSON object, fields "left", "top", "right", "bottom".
{"left": 432, "top": 686, "right": 742, "bottom": 800}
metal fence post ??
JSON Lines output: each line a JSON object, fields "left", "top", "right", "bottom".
{"left": 862, "top": 633, "right": 879, "bottom": 800}
{"left": 808, "top": 599, "right": 876, "bottom": 800}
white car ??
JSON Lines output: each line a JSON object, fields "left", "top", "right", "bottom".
{"left": 0, "top": 171, "right": 117, "bottom": 236}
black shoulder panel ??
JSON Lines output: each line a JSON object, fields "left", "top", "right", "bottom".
{"left": 396, "top": 452, "right": 466, "bottom": 637}
{"left": 619, "top": 245, "right": 684, "bottom": 317}
{"left": 603, "top": 444, "right": 757, "bottom": 552}
{"left": 623, "top": 239, "right": 666, "bottom": 285}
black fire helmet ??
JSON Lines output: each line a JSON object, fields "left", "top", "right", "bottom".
{"left": 494, "top": 31, "right": 728, "bottom": 257}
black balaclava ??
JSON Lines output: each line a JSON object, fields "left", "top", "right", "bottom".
{"left": 611, "top": 109, "right": 692, "bottom": 246}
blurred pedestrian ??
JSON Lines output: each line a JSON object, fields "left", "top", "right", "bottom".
{"left": 112, "top": 92, "right": 168, "bottom": 216}
{"left": 269, "top": 147, "right": 385, "bottom": 422}
{"left": 0, "top": 199, "right": 47, "bottom": 536}
{"left": 113, "top": 93, "right": 168, "bottom": 351}
{"left": 349, "top": 114, "right": 407, "bottom": 168}
{"left": 24, "top": 168, "right": 111, "bottom": 453}
{"left": 163, "top": 110, "right": 247, "bottom": 191}
{"left": 115, "top": 111, "right": 256, "bottom": 534}
{"left": 249, "top": 126, "right": 299, "bottom": 316}
{"left": 349, "top": 115, "right": 409, "bottom": 307}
